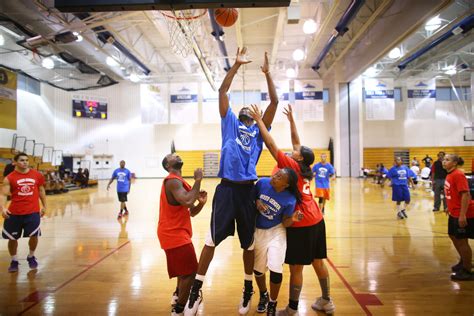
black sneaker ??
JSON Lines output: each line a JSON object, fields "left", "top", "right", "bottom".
{"left": 451, "top": 260, "right": 463, "bottom": 273}
{"left": 238, "top": 287, "right": 254, "bottom": 314}
{"left": 401, "top": 210, "right": 408, "bottom": 218}
{"left": 267, "top": 301, "right": 277, "bottom": 316}
{"left": 451, "top": 268, "right": 474, "bottom": 281}
{"left": 257, "top": 292, "right": 269, "bottom": 313}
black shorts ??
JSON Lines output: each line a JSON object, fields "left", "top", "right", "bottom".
{"left": 2, "top": 213, "right": 41, "bottom": 240}
{"left": 209, "top": 180, "right": 257, "bottom": 249}
{"left": 448, "top": 215, "right": 474, "bottom": 239}
{"left": 285, "top": 220, "right": 327, "bottom": 265}
{"left": 117, "top": 192, "right": 128, "bottom": 202}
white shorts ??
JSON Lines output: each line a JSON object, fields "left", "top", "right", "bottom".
{"left": 254, "top": 224, "right": 287, "bottom": 274}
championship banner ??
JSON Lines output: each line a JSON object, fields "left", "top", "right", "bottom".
{"left": 364, "top": 78, "right": 395, "bottom": 120}
{"left": 201, "top": 82, "right": 220, "bottom": 124}
{"left": 140, "top": 84, "right": 168, "bottom": 124}
{"left": 170, "top": 83, "right": 198, "bottom": 124}
{"left": 260, "top": 81, "right": 289, "bottom": 123}
{"left": 407, "top": 79, "right": 436, "bottom": 119}
{"left": 294, "top": 80, "right": 323, "bottom": 121}
{"left": 0, "top": 67, "right": 17, "bottom": 129}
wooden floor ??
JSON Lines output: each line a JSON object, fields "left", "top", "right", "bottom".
{"left": 0, "top": 178, "right": 473, "bottom": 315}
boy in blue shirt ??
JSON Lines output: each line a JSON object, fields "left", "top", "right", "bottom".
{"left": 107, "top": 160, "right": 132, "bottom": 219}
{"left": 312, "top": 154, "right": 335, "bottom": 214}
{"left": 253, "top": 168, "right": 302, "bottom": 315}
{"left": 387, "top": 157, "right": 415, "bottom": 219}
{"left": 186, "top": 47, "right": 279, "bottom": 315}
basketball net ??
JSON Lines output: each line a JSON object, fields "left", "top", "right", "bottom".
{"left": 161, "top": 9, "right": 207, "bottom": 58}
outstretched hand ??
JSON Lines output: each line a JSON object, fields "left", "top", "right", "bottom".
{"left": 248, "top": 104, "right": 263, "bottom": 122}
{"left": 236, "top": 47, "right": 252, "bottom": 65}
{"left": 283, "top": 105, "right": 295, "bottom": 122}
{"left": 260, "top": 52, "right": 269, "bottom": 74}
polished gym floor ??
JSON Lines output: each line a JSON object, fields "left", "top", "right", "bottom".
{"left": 0, "top": 178, "right": 473, "bottom": 315}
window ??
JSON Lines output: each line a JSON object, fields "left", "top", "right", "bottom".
{"left": 436, "top": 87, "right": 470, "bottom": 101}
{"left": 394, "top": 87, "right": 402, "bottom": 102}
{"left": 18, "top": 74, "right": 40, "bottom": 95}
{"left": 323, "top": 89, "right": 329, "bottom": 103}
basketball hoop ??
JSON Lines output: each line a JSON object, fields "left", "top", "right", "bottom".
{"left": 160, "top": 9, "right": 207, "bottom": 58}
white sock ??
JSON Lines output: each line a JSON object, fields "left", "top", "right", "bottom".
{"left": 396, "top": 204, "right": 402, "bottom": 212}
{"left": 244, "top": 274, "right": 253, "bottom": 281}
{"left": 196, "top": 274, "right": 205, "bottom": 282}
{"left": 28, "top": 250, "right": 35, "bottom": 257}
{"left": 11, "top": 255, "right": 18, "bottom": 261}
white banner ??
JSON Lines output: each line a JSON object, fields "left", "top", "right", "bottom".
{"left": 365, "top": 78, "right": 395, "bottom": 120}
{"left": 406, "top": 79, "right": 436, "bottom": 119}
{"left": 170, "top": 83, "right": 199, "bottom": 124}
{"left": 260, "top": 81, "right": 289, "bottom": 123}
{"left": 140, "top": 84, "right": 168, "bottom": 124}
{"left": 294, "top": 80, "right": 323, "bottom": 121}
{"left": 201, "top": 82, "right": 220, "bottom": 124}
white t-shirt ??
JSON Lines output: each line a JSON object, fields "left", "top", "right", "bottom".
{"left": 410, "top": 166, "right": 420, "bottom": 176}
{"left": 420, "top": 167, "right": 431, "bottom": 179}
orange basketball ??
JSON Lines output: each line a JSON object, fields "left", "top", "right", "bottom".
{"left": 214, "top": 8, "right": 239, "bottom": 27}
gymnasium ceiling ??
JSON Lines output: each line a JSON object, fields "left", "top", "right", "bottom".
{"left": 0, "top": 0, "right": 473, "bottom": 90}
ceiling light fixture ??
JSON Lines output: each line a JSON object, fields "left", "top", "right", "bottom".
{"left": 363, "top": 66, "right": 379, "bottom": 77}
{"left": 106, "top": 56, "right": 119, "bottom": 67}
{"left": 425, "top": 15, "right": 442, "bottom": 32}
{"left": 443, "top": 65, "right": 457, "bottom": 75}
{"left": 388, "top": 47, "right": 401, "bottom": 59}
{"left": 73, "top": 31, "right": 83, "bottom": 42}
{"left": 0, "top": 34, "right": 4, "bottom": 46}
{"left": 286, "top": 67, "right": 297, "bottom": 78}
{"left": 41, "top": 57, "right": 55, "bottom": 69}
{"left": 292, "top": 49, "right": 305, "bottom": 61}
{"left": 129, "top": 72, "right": 140, "bottom": 83}
{"left": 303, "top": 19, "right": 317, "bottom": 34}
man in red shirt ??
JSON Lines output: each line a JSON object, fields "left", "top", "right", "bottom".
{"left": 1, "top": 153, "right": 47, "bottom": 273}
{"left": 158, "top": 153, "right": 207, "bottom": 316}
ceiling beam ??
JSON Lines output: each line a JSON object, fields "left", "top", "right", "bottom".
{"left": 270, "top": 8, "right": 287, "bottom": 65}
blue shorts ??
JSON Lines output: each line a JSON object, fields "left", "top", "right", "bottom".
{"left": 392, "top": 185, "right": 410, "bottom": 203}
{"left": 2, "top": 213, "right": 41, "bottom": 240}
{"left": 209, "top": 180, "right": 257, "bottom": 249}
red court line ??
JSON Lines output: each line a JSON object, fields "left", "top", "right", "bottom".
{"left": 326, "top": 257, "right": 382, "bottom": 316}
{"left": 18, "top": 241, "right": 131, "bottom": 315}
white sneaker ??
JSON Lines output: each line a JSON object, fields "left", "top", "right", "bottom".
{"left": 238, "top": 287, "right": 254, "bottom": 315}
{"left": 171, "top": 291, "right": 179, "bottom": 306}
{"left": 171, "top": 312, "right": 184, "bottom": 316}
{"left": 184, "top": 290, "right": 202, "bottom": 316}
{"left": 276, "top": 305, "right": 299, "bottom": 316}
{"left": 311, "top": 297, "right": 335, "bottom": 314}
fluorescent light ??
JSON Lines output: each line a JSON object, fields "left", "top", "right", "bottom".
{"left": 73, "top": 32, "right": 83, "bottom": 42}
{"left": 286, "top": 68, "right": 296, "bottom": 78}
{"left": 129, "top": 72, "right": 140, "bottom": 83}
{"left": 0, "top": 34, "right": 4, "bottom": 46}
{"left": 42, "top": 57, "right": 55, "bottom": 69}
{"left": 425, "top": 15, "right": 441, "bottom": 32}
{"left": 106, "top": 56, "right": 119, "bottom": 67}
{"left": 292, "top": 48, "right": 305, "bottom": 61}
{"left": 444, "top": 66, "right": 457, "bottom": 75}
{"left": 303, "top": 19, "right": 317, "bottom": 34}
{"left": 388, "top": 47, "right": 401, "bottom": 59}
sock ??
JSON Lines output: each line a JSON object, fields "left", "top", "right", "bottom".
{"left": 192, "top": 275, "right": 204, "bottom": 291}
{"left": 28, "top": 250, "right": 35, "bottom": 258}
{"left": 260, "top": 290, "right": 268, "bottom": 297}
{"left": 319, "top": 277, "right": 330, "bottom": 300}
{"left": 11, "top": 255, "right": 18, "bottom": 261}
{"left": 289, "top": 299, "right": 298, "bottom": 310}
{"left": 396, "top": 204, "right": 402, "bottom": 212}
{"left": 270, "top": 299, "right": 277, "bottom": 303}
{"left": 174, "top": 303, "right": 184, "bottom": 313}
{"left": 244, "top": 274, "right": 253, "bottom": 290}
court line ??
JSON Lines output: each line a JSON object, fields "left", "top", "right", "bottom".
{"left": 326, "top": 257, "right": 383, "bottom": 316}
{"left": 18, "top": 240, "right": 131, "bottom": 315}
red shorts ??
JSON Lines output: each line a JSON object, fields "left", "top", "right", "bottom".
{"left": 164, "top": 243, "right": 198, "bottom": 278}
{"left": 315, "top": 188, "right": 330, "bottom": 200}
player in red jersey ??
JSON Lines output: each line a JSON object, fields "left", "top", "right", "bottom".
{"left": 249, "top": 105, "right": 335, "bottom": 315}
{"left": 158, "top": 153, "right": 208, "bottom": 315}
{"left": 443, "top": 154, "right": 474, "bottom": 281}
{"left": 1, "top": 153, "right": 47, "bottom": 273}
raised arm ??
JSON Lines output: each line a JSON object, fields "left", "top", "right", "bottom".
{"left": 219, "top": 47, "right": 252, "bottom": 118}
{"left": 0, "top": 178, "right": 11, "bottom": 219}
{"left": 283, "top": 105, "right": 301, "bottom": 151}
{"left": 165, "top": 169, "right": 203, "bottom": 208}
{"left": 260, "top": 52, "right": 278, "bottom": 129}
{"left": 248, "top": 104, "right": 280, "bottom": 161}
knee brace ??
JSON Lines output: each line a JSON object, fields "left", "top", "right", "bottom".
{"left": 270, "top": 271, "right": 282, "bottom": 284}
{"left": 254, "top": 270, "right": 264, "bottom": 277}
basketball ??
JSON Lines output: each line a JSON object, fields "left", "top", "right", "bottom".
{"left": 214, "top": 8, "right": 238, "bottom": 27}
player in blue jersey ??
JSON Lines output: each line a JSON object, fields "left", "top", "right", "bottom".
{"left": 312, "top": 154, "right": 335, "bottom": 214}
{"left": 107, "top": 160, "right": 132, "bottom": 219}
{"left": 185, "top": 47, "right": 279, "bottom": 316}
{"left": 253, "top": 168, "right": 302, "bottom": 315}
{"left": 387, "top": 157, "right": 415, "bottom": 219}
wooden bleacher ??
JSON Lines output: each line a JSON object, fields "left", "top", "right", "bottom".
{"left": 364, "top": 146, "right": 474, "bottom": 173}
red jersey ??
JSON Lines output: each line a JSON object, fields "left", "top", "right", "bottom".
{"left": 444, "top": 169, "right": 474, "bottom": 218}
{"left": 157, "top": 173, "right": 193, "bottom": 250}
{"left": 7, "top": 169, "right": 45, "bottom": 215}
{"left": 277, "top": 150, "right": 323, "bottom": 227}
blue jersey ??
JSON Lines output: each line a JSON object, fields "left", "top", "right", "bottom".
{"left": 112, "top": 168, "right": 131, "bottom": 192}
{"left": 379, "top": 167, "right": 388, "bottom": 174}
{"left": 387, "top": 165, "right": 414, "bottom": 186}
{"left": 312, "top": 162, "right": 335, "bottom": 189}
{"left": 217, "top": 107, "right": 265, "bottom": 181}
{"left": 255, "top": 178, "right": 296, "bottom": 229}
